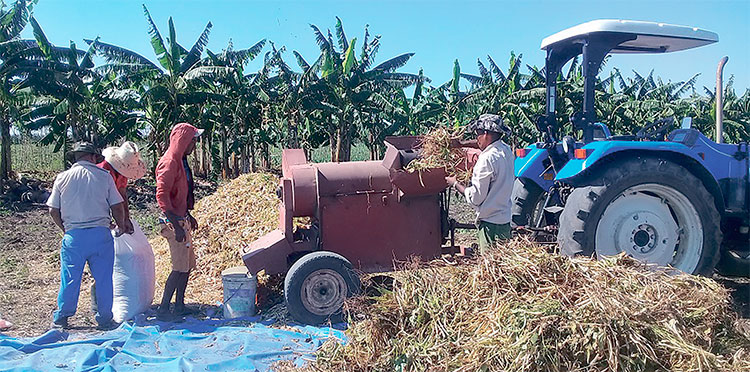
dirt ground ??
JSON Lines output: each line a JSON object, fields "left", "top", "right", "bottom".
{"left": 0, "top": 177, "right": 216, "bottom": 338}
{"left": 1, "top": 177, "right": 748, "bottom": 338}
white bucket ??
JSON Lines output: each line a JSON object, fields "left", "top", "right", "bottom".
{"left": 221, "top": 266, "right": 257, "bottom": 319}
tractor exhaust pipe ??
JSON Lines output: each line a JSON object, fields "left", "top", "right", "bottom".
{"left": 715, "top": 56, "right": 729, "bottom": 143}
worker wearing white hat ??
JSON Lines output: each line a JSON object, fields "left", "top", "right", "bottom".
{"left": 89, "top": 141, "right": 148, "bottom": 315}
{"left": 97, "top": 141, "right": 147, "bottom": 233}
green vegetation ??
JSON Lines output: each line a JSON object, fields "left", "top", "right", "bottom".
{"left": 0, "top": 0, "right": 747, "bottom": 182}
{"left": 10, "top": 141, "right": 61, "bottom": 172}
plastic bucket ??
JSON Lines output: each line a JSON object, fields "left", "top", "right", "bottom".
{"left": 221, "top": 266, "right": 257, "bottom": 319}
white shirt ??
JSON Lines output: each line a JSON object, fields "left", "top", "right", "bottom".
{"left": 463, "top": 140, "right": 515, "bottom": 225}
{"left": 46, "top": 160, "right": 124, "bottom": 231}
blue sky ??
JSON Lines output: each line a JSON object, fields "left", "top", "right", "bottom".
{"left": 23, "top": 0, "right": 750, "bottom": 93}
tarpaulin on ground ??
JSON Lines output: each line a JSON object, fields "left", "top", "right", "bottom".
{"left": 0, "top": 318, "right": 345, "bottom": 372}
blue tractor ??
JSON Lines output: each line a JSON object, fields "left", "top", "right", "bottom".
{"left": 512, "top": 20, "right": 749, "bottom": 276}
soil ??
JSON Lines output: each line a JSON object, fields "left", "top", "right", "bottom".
{"left": 0, "top": 176, "right": 748, "bottom": 339}
{"left": 0, "top": 204, "right": 74, "bottom": 337}
{"left": 0, "top": 175, "right": 217, "bottom": 338}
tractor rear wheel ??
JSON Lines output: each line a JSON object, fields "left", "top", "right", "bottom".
{"left": 558, "top": 158, "right": 722, "bottom": 276}
{"left": 511, "top": 178, "right": 546, "bottom": 227}
{"left": 284, "top": 251, "right": 360, "bottom": 324}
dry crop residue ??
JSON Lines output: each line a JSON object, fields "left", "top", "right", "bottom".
{"left": 405, "top": 127, "right": 472, "bottom": 183}
{"left": 151, "top": 173, "right": 280, "bottom": 305}
{"left": 308, "top": 239, "right": 750, "bottom": 372}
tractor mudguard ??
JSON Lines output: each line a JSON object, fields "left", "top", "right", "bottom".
{"left": 555, "top": 141, "right": 705, "bottom": 181}
{"left": 514, "top": 144, "right": 555, "bottom": 191}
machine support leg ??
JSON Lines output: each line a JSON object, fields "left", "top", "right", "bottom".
{"left": 535, "top": 188, "right": 555, "bottom": 228}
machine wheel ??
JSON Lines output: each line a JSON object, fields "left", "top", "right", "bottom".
{"left": 558, "top": 158, "right": 722, "bottom": 276}
{"left": 284, "top": 251, "right": 360, "bottom": 324}
{"left": 511, "top": 178, "right": 546, "bottom": 227}
{"left": 716, "top": 250, "right": 750, "bottom": 277}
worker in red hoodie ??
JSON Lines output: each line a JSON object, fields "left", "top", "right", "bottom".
{"left": 155, "top": 123, "right": 203, "bottom": 318}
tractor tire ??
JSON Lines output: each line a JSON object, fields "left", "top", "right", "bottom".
{"left": 284, "top": 251, "right": 360, "bottom": 324}
{"left": 715, "top": 250, "right": 750, "bottom": 277}
{"left": 511, "top": 178, "right": 546, "bottom": 227}
{"left": 558, "top": 157, "right": 722, "bottom": 276}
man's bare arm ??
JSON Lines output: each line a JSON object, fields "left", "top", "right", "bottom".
{"left": 110, "top": 202, "right": 132, "bottom": 235}
{"left": 49, "top": 208, "right": 64, "bottom": 233}
{"left": 164, "top": 210, "right": 187, "bottom": 242}
{"left": 445, "top": 176, "right": 467, "bottom": 194}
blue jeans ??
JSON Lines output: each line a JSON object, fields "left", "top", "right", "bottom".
{"left": 54, "top": 226, "right": 114, "bottom": 325}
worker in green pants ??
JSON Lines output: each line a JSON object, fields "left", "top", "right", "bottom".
{"left": 446, "top": 114, "right": 515, "bottom": 253}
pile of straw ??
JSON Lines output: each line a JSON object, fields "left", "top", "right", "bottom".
{"left": 406, "top": 127, "right": 472, "bottom": 183}
{"left": 151, "top": 173, "right": 280, "bottom": 304}
{"left": 308, "top": 239, "right": 750, "bottom": 372}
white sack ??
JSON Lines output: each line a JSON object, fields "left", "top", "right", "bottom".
{"left": 112, "top": 220, "right": 155, "bottom": 323}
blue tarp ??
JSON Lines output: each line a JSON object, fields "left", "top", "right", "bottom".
{"left": 0, "top": 318, "right": 346, "bottom": 372}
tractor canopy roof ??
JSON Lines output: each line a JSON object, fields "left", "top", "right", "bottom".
{"left": 541, "top": 19, "right": 718, "bottom": 54}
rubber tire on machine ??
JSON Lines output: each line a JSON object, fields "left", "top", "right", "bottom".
{"left": 558, "top": 157, "right": 722, "bottom": 276}
{"left": 511, "top": 178, "right": 545, "bottom": 227}
{"left": 716, "top": 250, "right": 750, "bottom": 277}
{"left": 284, "top": 251, "right": 361, "bottom": 324}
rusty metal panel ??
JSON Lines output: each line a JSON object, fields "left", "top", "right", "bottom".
{"left": 315, "top": 162, "right": 392, "bottom": 196}
{"left": 391, "top": 167, "right": 448, "bottom": 196}
{"left": 282, "top": 149, "right": 307, "bottom": 178}
{"left": 318, "top": 193, "right": 442, "bottom": 272}
{"left": 241, "top": 229, "right": 293, "bottom": 275}
{"left": 280, "top": 178, "right": 295, "bottom": 237}
{"left": 289, "top": 165, "right": 317, "bottom": 216}
{"left": 247, "top": 136, "right": 477, "bottom": 278}
{"left": 460, "top": 148, "right": 482, "bottom": 171}
{"left": 384, "top": 136, "right": 421, "bottom": 150}
{"left": 382, "top": 142, "right": 402, "bottom": 170}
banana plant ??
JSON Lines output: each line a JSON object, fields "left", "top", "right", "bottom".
{"left": 194, "top": 38, "right": 266, "bottom": 176}
{"left": 79, "top": 5, "right": 227, "bottom": 166}
{"left": 310, "top": 17, "right": 425, "bottom": 161}
{"left": 0, "top": 0, "right": 36, "bottom": 181}
{"left": 20, "top": 15, "right": 104, "bottom": 159}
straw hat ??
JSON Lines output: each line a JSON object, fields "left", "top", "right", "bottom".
{"left": 102, "top": 141, "right": 147, "bottom": 180}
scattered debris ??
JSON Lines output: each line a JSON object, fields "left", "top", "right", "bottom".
{"left": 0, "top": 176, "right": 50, "bottom": 205}
{"left": 308, "top": 239, "right": 750, "bottom": 372}
{"left": 151, "top": 173, "right": 280, "bottom": 306}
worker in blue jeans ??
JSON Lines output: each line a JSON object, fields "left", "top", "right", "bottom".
{"left": 46, "top": 142, "right": 132, "bottom": 330}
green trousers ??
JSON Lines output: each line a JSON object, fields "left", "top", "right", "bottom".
{"left": 477, "top": 221, "right": 511, "bottom": 253}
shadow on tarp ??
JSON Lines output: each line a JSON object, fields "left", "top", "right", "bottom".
{"left": 0, "top": 316, "right": 347, "bottom": 372}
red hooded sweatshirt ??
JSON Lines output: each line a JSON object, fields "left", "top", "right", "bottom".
{"left": 156, "top": 123, "right": 198, "bottom": 218}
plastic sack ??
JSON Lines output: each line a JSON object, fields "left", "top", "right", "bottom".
{"left": 111, "top": 220, "right": 155, "bottom": 323}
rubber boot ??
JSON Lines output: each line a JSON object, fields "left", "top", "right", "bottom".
{"left": 174, "top": 272, "right": 190, "bottom": 316}
{"left": 158, "top": 271, "right": 180, "bottom": 319}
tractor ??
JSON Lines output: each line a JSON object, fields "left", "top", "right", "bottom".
{"left": 512, "top": 19, "right": 749, "bottom": 276}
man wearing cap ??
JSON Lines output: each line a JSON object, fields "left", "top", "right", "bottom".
{"left": 46, "top": 142, "right": 132, "bottom": 330}
{"left": 155, "top": 123, "right": 203, "bottom": 318}
{"left": 446, "top": 113, "right": 515, "bottom": 251}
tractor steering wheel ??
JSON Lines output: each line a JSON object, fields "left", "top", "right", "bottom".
{"left": 635, "top": 117, "right": 675, "bottom": 141}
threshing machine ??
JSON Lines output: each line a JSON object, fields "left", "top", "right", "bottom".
{"left": 512, "top": 20, "right": 749, "bottom": 276}
{"left": 242, "top": 137, "right": 480, "bottom": 323}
